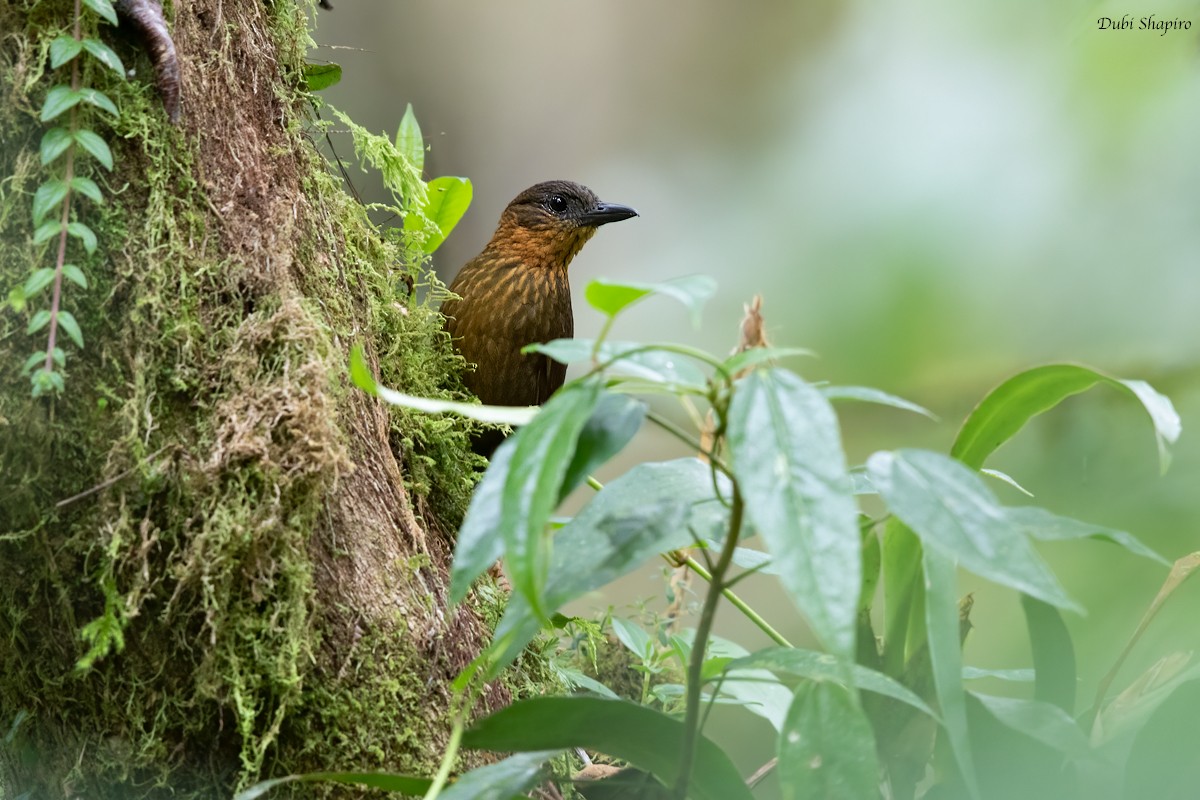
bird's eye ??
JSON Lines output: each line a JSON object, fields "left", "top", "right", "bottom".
{"left": 547, "top": 194, "right": 569, "bottom": 214}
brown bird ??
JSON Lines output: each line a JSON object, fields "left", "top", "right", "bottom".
{"left": 442, "top": 180, "right": 638, "bottom": 453}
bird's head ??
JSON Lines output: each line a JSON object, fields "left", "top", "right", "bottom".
{"left": 490, "top": 180, "right": 638, "bottom": 270}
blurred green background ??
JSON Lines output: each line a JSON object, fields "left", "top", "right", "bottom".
{"left": 313, "top": 0, "right": 1200, "bottom": 788}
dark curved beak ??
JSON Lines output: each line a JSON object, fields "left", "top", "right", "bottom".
{"left": 578, "top": 201, "right": 639, "bottom": 227}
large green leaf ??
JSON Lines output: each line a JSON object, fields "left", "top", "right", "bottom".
{"left": 302, "top": 62, "right": 342, "bottom": 91}
{"left": 727, "top": 368, "right": 860, "bottom": 658}
{"left": 462, "top": 696, "right": 753, "bottom": 800}
{"left": 951, "top": 364, "right": 1180, "bottom": 473}
{"left": 728, "top": 646, "right": 936, "bottom": 720}
{"left": 406, "top": 175, "right": 472, "bottom": 254}
{"left": 449, "top": 393, "right": 644, "bottom": 603}
{"left": 584, "top": 276, "right": 717, "bottom": 326}
{"left": 450, "top": 436, "right": 518, "bottom": 603}
{"left": 1022, "top": 595, "right": 1076, "bottom": 714}
{"left": 1006, "top": 505, "right": 1167, "bottom": 565}
{"left": 820, "top": 385, "right": 937, "bottom": 420}
{"left": 971, "top": 693, "right": 1089, "bottom": 757}
{"left": 560, "top": 393, "right": 646, "bottom": 498}
{"left": 500, "top": 379, "right": 602, "bottom": 617}
{"left": 881, "top": 519, "right": 924, "bottom": 677}
{"left": 868, "top": 449, "right": 1079, "bottom": 611}
{"left": 777, "top": 682, "right": 879, "bottom": 800}
{"left": 487, "top": 458, "right": 726, "bottom": 673}
{"left": 234, "top": 771, "right": 431, "bottom": 800}
{"left": 923, "top": 548, "right": 980, "bottom": 798}
{"left": 441, "top": 750, "right": 560, "bottom": 800}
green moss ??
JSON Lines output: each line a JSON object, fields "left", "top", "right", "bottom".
{"left": 0, "top": 0, "right": 523, "bottom": 796}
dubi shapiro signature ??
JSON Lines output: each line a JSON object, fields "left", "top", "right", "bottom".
{"left": 1097, "top": 15, "right": 1193, "bottom": 35}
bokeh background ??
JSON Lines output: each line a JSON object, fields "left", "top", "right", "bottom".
{"left": 313, "top": 0, "right": 1200, "bottom": 790}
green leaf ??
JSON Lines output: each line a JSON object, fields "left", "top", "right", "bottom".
{"left": 820, "top": 385, "right": 937, "bottom": 420}
{"left": 584, "top": 275, "right": 717, "bottom": 326}
{"left": 408, "top": 175, "right": 472, "bottom": 254}
{"left": 487, "top": 458, "right": 727, "bottom": 672}
{"left": 233, "top": 771, "right": 432, "bottom": 800}
{"left": 923, "top": 547, "right": 980, "bottom": 798}
{"left": 951, "top": 364, "right": 1180, "bottom": 473}
{"left": 441, "top": 751, "right": 559, "bottom": 800}
{"left": 881, "top": 519, "right": 923, "bottom": 676}
{"left": 1022, "top": 595, "right": 1076, "bottom": 714}
{"left": 23, "top": 268, "right": 55, "bottom": 298}
{"left": 49, "top": 36, "right": 84, "bottom": 68}
{"left": 41, "top": 86, "right": 81, "bottom": 122}
{"left": 525, "top": 339, "right": 708, "bottom": 391}
{"left": 611, "top": 617, "right": 654, "bottom": 661}
{"left": 73, "top": 129, "right": 113, "bottom": 170}
{"left": 82, "top": 38, "right": 125, "bottom": 76}
{"left": 67, "top": 221, "right": 97, "bottom": 254}
{"left": 727, "top": 368, "right": 860, "bottom": 657}
{"left": 77, "top": 87, "right": 117, "bottom": 116}
{"left": 1007, "top": 505, "right": 1167, "bottom": 565}
{"left": 981, "top": 467, "right": 1034, "bottom": 497}
{"left": 585, "top": 281, "right": 650, "bottom": 317}
{"left": 962, "top": 667, "right": 1034, "bottom": 682}
{"left": 22, "top": 352, "right": 44, "bottom": 374}
{"left": 31, "top": 366, "right": 64, "bottom": 397}
{"left": 462, "top": 696, "right": 754, "bottom": 800}
{"left": 302, "top": 62, "right": 342, "bottom": 91}
{"left": 777, "top": 682, "right": 880, "bottom": 800}
{"left": 62, "top": 265, "right": 88, "bottom": 289}
{"left": 32, "top": 179, "right": 67, "bottom": 225}
{"left": 40, "top": 127, "right": 73, "bottom": 164}
{"left": 27, "top": 309, "right": 52, "bottom": 335}
{"left": 699, "top": 634, "right": 804, "bottom": 733}
{"left": 395, "top": 102, "right": 424, "bottom": 173}
{"left": 83, "top": 0, "right": 119, "bottom": 25}
{"left": 971, "top": 693, "right": 1090, "bottom": 756}
{"left": 727, "top": 646, "right": 937, "bottom": 721}
{"left": 33, "top": 220, "right": 62, "bottom": 245}
{"left": 51, "top": 347, "right": 66, "bottom": 368}
{"left": 867, "top": 449, "right": 1079, "bottom": 611}
{"left": 70, "top": 176, "right": 103, "bottom": 204}
{"left": 500, "top": 379, "right": 602, "bottom": 617}
{"left": 57, "top": 311, "right": 84, "bottom": 348}
{"left": 349, "top": 345, "right": 537, "bottom": 426}
{"left": 720, "top": 345, "right": 815, "bottom": 377}
{"left": 450, "top": 436, "right": 518, "bottom": 603}
{"left": 559, "top": 392, "right": 645, "bottom": 499}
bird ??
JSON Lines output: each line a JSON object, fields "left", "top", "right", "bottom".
{"left": 441, "top": 180, "right": 638, "bottom": 455}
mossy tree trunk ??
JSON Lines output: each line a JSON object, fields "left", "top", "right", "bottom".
{"left": 0, "top": 1, "right": 512, "bottom": 796}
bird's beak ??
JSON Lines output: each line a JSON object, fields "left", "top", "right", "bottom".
{"left": 577, "top": 202, "right": 639, "bottom": 228}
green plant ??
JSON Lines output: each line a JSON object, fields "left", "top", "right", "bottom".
{"left": 11, "top": 0, "right": 124, "bottom": 396}
{"left": 237, "top": 272, "right": 1191, "bottom": 799}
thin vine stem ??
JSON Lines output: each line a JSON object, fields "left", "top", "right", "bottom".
{"left": 673, "top": 484, "right": 744, "bottom": 800}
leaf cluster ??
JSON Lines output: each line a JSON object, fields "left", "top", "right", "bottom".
{"left": 317, "top": 274, "right": 1191, "bottom": 800}
{"left": 10, "top": 0, "right": 124, "bottom": 397}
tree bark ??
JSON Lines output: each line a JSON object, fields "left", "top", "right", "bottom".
{"left": 0, "top": 1, "right": 509, "bottom": 796}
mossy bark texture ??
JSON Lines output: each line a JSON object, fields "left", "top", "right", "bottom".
{"left": 0, "top": 1, "right": 507, "bottom": 796}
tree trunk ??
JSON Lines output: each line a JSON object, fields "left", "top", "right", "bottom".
{"left": 0, "top": 1, "right": 513, "bottom": 796}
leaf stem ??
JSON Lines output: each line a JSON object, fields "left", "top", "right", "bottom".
{"left": 680, "top": 554, "right": 791, "bottom": 648}
{"left": 645, "top": 410, "right": 732, "bottom": 476}
{"left": 674, "top": 485, "right": 744, "bottom": 799}
{"left": 44, "top": 0, "right": 82, "bottom": 376}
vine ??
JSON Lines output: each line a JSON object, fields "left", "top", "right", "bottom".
{"left": 19, "top": 0, "right": 123, "bottom": 397}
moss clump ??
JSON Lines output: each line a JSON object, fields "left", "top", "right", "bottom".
{"left": 0, "top": 0, "right": 508, "bottom": 796}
